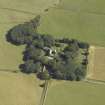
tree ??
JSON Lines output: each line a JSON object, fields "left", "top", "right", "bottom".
{"left": 32, "top": 39, "right": 44, "bottom": 48}
{"left": 53, "top": 70, "right": 64, "bottom": 80}
{"left": 24, "top": 47, "right": 45, "bottom": 61}
{"left": 66, "top": 72, "right": 76, "bottom": 81}
{"left": 6, "top": 14, "right": 89, "bottom": 81}
{"left": 30, "top": 15, "right": 41, "bottom": 29}
{"left": 6, "top": 15, "right": 41, "bottom": 45}
{"left": 6, "top": 23, "right": 35, "bottom": 45}
{"left": 24, "top": 36, "right": 33, "bottom": 44}
{"left": 37, "top": 70, "right": 50, "bottom": 80}
{"left": 82, "top": 59, "right": 88, "bottom": 65}
{"left": 78, "top": 42, "right": 89, "bottom": 49}
{"left": 75, "top": 67, "right": 86, "bottom": 81}
{"left": 20, "top": 60, "right": 42, "bottom": 73}
{"left": 39, "top": 56, "right": 49, "bottom": 65}
{"left": 58, "top": 38, "right": 72, "bottom": 44}
{"left": 42, "top": 35, "right": 55, "bottom": 47}
{"left": 64, "top": 42, "right": 79, "bottom": 53}
{"left": 6, "top": 25, "right": 25, "bottom": 45}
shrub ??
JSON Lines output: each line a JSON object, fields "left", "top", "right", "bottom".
{"left": 37, "top": 71, "right": 50, "bottom": 80}
{"left": 20, "top": 60, "right": 42, "bottom": 73}
{"left": 78, "top": 42, "right": 89, "bottom": 49}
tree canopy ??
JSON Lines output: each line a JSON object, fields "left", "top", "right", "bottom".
{"left": 6, "top": 15, "right": 89, "bottom": 81}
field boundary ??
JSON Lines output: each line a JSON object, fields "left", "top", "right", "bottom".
{"left": 0, "top": 69, "right": 21, "bottom": 74}
{"left": 39, "top": 80, "right": 49, "bottom": 105}
{"left": 0, "top": 0, "right": 61, "bottom": 16}
{"left": 0, "top": 7, "right": 37, "bottom": 15}
{"left": 84, "top": 79, "right": 105, "bottom": 85}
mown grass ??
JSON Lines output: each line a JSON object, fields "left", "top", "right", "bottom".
{"left": 45, "top": 80, "right": 105, "bottom": 105}
{"left": 38, "top": 0, "right": 105, "bottom": 46}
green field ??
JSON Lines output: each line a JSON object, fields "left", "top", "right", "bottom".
{"left": 0, "top": 72, "right": 42, "bottom": 105}
{"left": 45, "top": 81, "right": 105, "bottom": 105}
{"left": 0, "top": 0, "right": 58, "bottom": 14}
{"left": 0, "top": 0, "right": 105, "bottom": 105}
{"left": 38, "top": 0, "right": 105, "bottom": 46}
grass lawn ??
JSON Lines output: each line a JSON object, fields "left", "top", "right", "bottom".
{"left": 45, "top": 80, "right": 105, "bottom": 105}
{"left": 0, "top": 72, "right": 42, "bottom": 105}
{"left": 38, "top": 0, "right": 105, "bottom": 46}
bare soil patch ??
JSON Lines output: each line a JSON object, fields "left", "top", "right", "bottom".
{"left": 87, "top": 46, "right": 105, "bottom": 81}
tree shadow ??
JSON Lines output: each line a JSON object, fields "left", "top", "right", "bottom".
{"left": 39, "top": 83, "right": 45, "bottom": 88}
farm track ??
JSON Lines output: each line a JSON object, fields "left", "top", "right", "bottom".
{"left": 0, "top": 69, "right": 20, "bottom": 73}
{"left": 84, "top": 79, "right": 105, "bottom": 85}
{"left": 39, "top": 80, "right": 49, "bottom": 105}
